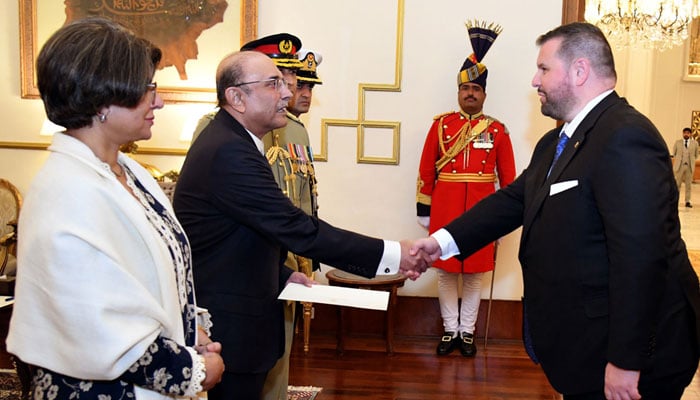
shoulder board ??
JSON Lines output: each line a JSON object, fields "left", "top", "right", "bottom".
{"left": 433, "top": 111, "right": 457, "bottom": 121}
{"left": 483, "top": 114, "right": 510, "bottom": 135}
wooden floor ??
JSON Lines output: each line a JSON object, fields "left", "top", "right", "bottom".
{"left": 289, "top": 332, "right": 560, "bottom": 399}
{"left": 289, "top": 331, "right": 700, "bottom": 400}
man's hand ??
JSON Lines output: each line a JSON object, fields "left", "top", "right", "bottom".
{"left": 409, "top": 237, "right": 442, "bottom": 263}
{"left": 286, "top": 271, "right": 315, "bottom": 287}
{"left": 604, "top": 362, "right": 641, "bottom": 400}
{"left": 398, "top": 239, "right": 431, "bottom": 280}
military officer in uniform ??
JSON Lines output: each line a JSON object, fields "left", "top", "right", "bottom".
{"left": 416, "top": 21, "right": 516, "bottom": 357}
{"left": 263, "top": 48, "right": 323, "bottom": 232}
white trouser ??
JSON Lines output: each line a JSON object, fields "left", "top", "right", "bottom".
{"left": 437, "top": 269, "right": 484, "bottom": 334}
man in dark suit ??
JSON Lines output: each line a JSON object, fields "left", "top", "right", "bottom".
{"left": 174, "top": 50, "right": 428, "bottom": 400}
{"left": 411, "top": 22, "right": 700, "bottom": 399}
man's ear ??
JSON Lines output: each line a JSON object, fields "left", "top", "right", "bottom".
{"left": 571, "top": 57, "right": 590, "bottom": 86}
{"left": 226, "top": 87, "right": 245, "bottom": 113}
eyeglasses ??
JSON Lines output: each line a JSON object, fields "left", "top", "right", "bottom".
{"left": 233, "top": 77, "right": 287, "bottom": 92}
{"left": 146, "top": 82, "right": 158, "bottom": 105}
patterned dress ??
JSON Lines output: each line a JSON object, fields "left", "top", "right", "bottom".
{"left": 30, "top": 165, "right": 201, "bottom": 399}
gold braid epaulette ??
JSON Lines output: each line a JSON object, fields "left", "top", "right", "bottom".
{"left": 265, "top": 133, "right": 297, "bottom": 199}
{"left": 434, "top": 117, "right": 491, "bottom": 171}
{"left": 265, "top": 145, "right": 291, "bottom": 165}
{"left": 433, "top": 111, "right": 456, "bottom": 120}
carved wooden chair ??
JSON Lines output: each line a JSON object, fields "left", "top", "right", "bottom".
{"left": 120, "top": 141, "right": 180, "bottom": 203}
{"left": 157, "top": 170, "right": 180, "bottom": 204}
{"left": 0, "top": 179, "right": 21, "bottom": 279}
{"left": 0, "top": 179, "right": 30, "bottom": 398}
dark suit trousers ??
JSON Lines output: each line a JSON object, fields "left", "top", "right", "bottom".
{"left": 208, "top": 370, "right": 269, "bottom": 400}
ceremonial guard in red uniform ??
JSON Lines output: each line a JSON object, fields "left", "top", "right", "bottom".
{"left": 416, "top": 21, "right": 515, "bottom": 357}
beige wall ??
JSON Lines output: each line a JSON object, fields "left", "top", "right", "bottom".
{"left": 3, "top": 1, "right": 694, "bottom": 300}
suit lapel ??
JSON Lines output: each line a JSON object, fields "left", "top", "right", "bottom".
{"left": 521, "top": 128, "right": 561, "bottom": 234}
{"left": 521, "top": 92, "right": 621, "bottom": 243}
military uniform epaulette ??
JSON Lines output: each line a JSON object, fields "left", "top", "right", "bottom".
{"left": 287, "top": 112, "right": 305, "bottom": 127}
{"left": 483, "top": 114, "right": 510, "bottom": 135}
{"left": 433, "top": 111, "right": 459, "bottom": 121}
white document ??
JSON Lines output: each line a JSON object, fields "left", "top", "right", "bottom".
{"left": 0, "top": 296, "right": 14, "bottom": 309}
{"left": 278, "top": 283, "right": 389, "bottom": 311}
{"left": 549, "top": 179, "right": 579, "bottom": 196}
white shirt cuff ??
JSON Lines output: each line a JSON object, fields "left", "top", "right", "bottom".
{"left": 432, "top": 228, "right": 460, "bottom": 260}
{"left": 376, "top": 240, "right": 400, "bottom": 275}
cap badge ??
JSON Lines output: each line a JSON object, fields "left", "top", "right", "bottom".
{"left": 279, "top": 39, "right": 293, "bottom": 55}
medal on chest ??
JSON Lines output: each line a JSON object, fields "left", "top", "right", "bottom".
{"left": 473, "top": 131, "right": 494, "bottom": 149}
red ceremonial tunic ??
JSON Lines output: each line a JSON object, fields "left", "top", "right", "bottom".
{"left": 417, "top": 111, "right": 515, "bottom": 273}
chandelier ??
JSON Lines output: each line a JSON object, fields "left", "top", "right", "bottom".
{"left": 585, "top": 0, "right": 700, "bottom": 51}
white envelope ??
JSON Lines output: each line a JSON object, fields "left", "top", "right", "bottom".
{"left": 549, "top": 179, "right": 578, "bottom": 196}
{"left": 278, "top": 282, "right": 390, "bottom": 311}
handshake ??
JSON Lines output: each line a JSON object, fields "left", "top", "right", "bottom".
{"left": 398, "top": 238, "right": 444, "bottom": 280}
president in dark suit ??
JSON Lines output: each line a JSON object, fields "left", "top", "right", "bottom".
{"left": 174, "top": 50, "right": 427, "bottom": 400}
{"left": 412, "top": 22, "right": 700, "bottom": 399}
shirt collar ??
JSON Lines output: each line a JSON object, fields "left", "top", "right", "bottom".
{"left": 561, "top": 89, "right": 613, "bottom": 138}
{"left": 246, "top": 129, "right": 265, "bottom": 155}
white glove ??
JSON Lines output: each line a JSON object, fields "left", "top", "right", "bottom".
{"left": 417, "top": 216, "right": 430, "bottom": 230}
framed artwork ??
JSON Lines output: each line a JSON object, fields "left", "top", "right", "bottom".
{"left": 692, "top": 111, "right": 700, "bottom": 139}
{"left": 684, "top": 17, "right": 700, "bottom": 82}
{"left": 19, "top": 0, "right": 258, "bottom": 103}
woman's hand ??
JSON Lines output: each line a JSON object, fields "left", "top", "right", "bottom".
{"left": 200, "top": 351, "right": 224, "bottom": 391}
{"left": 195, "top": 327, "right": 222, "bottom": 354}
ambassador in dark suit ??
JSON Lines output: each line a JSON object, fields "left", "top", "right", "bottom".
{"left": 412, "top": 22, "right": 700, "bottom": 399}
{"left": 174, "top": 50, "right": 427, "bottom": 400}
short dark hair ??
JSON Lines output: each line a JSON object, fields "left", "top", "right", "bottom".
{"left": 536, "top": 22, "right": 616, "bottom": 81}
{"left": 684, "top": 127, "right": 692, "bottom": 133}
{"left": 37, "top": 17, "right": 162, "bottom": 129}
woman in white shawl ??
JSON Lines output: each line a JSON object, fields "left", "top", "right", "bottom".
{"left": 6, "top": 17, "right": 224, "bottom": 399}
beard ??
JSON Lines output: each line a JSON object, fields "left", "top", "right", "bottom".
{"left": 539, "top": 80, "right": 575, "bottom": 121}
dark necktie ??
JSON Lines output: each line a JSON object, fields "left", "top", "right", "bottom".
{"left": 548, "top": 133, "right": 570, "bottom": 177}
{"left": 685, "top": 139, "right": 689, "bottom": 148}
{"left": 553, "top": 134, "right": 569, "bottom": 166}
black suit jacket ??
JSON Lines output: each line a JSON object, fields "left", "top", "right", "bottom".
{"left": 174, "top": 110, "right": 384, "bottom": 373}
{"left": 443, "top": 92, "right": 700, "bottom": 393}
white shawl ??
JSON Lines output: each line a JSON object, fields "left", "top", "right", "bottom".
{"left": 7, "top": 133, "right": 201, "bottom": 399}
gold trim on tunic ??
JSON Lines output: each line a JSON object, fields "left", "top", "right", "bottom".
{"left": 437, "top": 172, "right": 497, "bottom": 183}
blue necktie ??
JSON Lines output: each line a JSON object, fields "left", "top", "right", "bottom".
{"left": 552, "top": 133, "right": 569, "bottom": 167}
{"left": 548, "top": 133, "right": 570, "bottom": 177}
